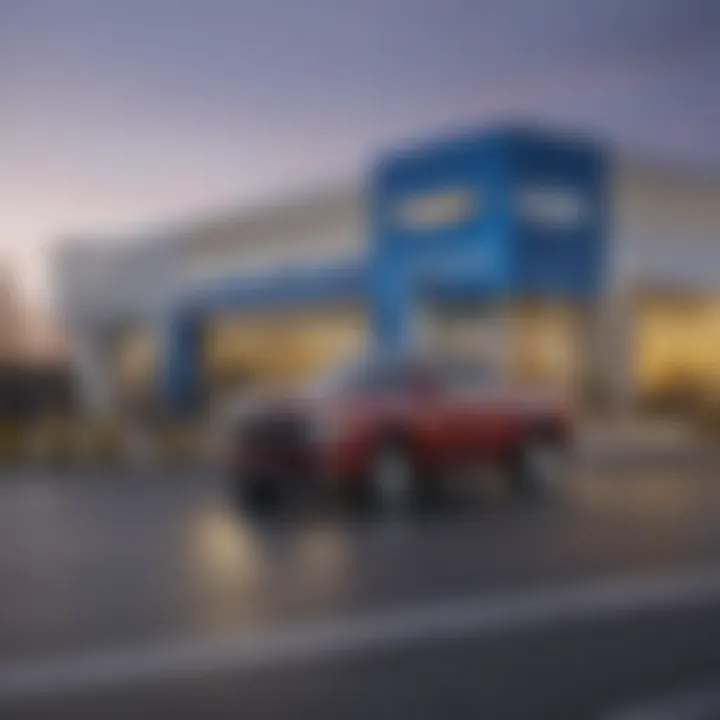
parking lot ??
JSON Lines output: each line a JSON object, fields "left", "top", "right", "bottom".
{"left": 2, "top": 458, "right": 720, "bottom": 718}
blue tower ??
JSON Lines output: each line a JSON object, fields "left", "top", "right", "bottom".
{"left": 368, "top": 125, "right": 607, "bottom": 351}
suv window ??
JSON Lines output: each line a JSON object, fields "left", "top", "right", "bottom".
{"left": 351, "top": 359, "right": 412, "bottom": 394}
{"left": 436, "top": 359, "right": 489, "bottom": 392}
{"left": 317, "top": 356, "right": 488, "bottom": 397}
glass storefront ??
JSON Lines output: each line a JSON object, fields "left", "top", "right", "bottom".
{"left": 201, "top": 306, "right": 367, "bottom": 395}
{"left": 509, "top": 303, "right": 583, "bottom": 392}
{"left": 634, "top": 291, "right": 720, "bottom": 410}
{"left": 413, "top": 298, "right": 585, "bottom": 393}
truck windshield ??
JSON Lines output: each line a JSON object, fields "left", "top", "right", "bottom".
{"left": 312, "top": 356, "right": 491, "bottom": 396}
{"left": 436, "top": 359, "right": 491, "bottom": 391}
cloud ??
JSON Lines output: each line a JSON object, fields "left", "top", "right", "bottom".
{"left": 1, "top": 0, "right": 718, "bottom": 304}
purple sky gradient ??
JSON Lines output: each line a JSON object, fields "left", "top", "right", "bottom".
{"left": 2, "top": 0, "right": 719, "bottom": 305}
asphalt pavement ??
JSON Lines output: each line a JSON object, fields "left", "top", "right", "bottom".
{"left": 1, "top": 459, "right": 720, "bottom": 718}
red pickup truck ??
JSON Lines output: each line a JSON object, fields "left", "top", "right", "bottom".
{"left": 226, "top": 354, "right": 572, "bottom": 512}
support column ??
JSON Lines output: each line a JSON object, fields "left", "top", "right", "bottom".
{"left": 72, "top": 329, "right": 117, "bottom": 417}
{"left": 599, "top": 286, "right": 637, "bottom": 415}
{"left": 574, "top": 286, "right": 636, "bottom": 416}
{"left": 162, "top": 307, "right": 204, "bottom": 414}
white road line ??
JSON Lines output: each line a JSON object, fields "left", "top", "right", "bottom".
{"left": 609, "top": 684, "right": 720, "bottom": 719}
{"left": 3, "top": 566, "right": 720, "bottom": 703}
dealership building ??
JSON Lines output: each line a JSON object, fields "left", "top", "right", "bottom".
{"left": 55, "top": 124, "right": 720, "bottom": 417}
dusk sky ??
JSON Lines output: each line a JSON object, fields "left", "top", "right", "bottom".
{"left": 2, "top": 0, "right": 719, "bottom": 307}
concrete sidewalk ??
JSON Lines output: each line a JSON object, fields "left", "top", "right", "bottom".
{"left": 576, "top": 417, "right": 715, "bottom": 462}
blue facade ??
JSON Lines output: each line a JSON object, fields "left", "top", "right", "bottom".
{"left": 162, "top": 124, "right": 607, "bottom": 411}
{"left": 368, "top": 130, "right": 510, "bottom": 347}
{"left": 508, "top": 130, "right": 607, "bottom": 299}
{"left": 368, "top": 125, "right": 607, "bottom": 348}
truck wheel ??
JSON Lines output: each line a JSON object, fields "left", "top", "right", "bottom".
{"left": 364, "top": 439, "right": 435, "bottom": 512}
{"left": 510, "top": 436, "right": 568, "bottom": 499}
{"left": 232, "top": 474, "right": 281, "bottom": 515}
{"left": 370, "top": 441, "right": 415, "bottom": 511}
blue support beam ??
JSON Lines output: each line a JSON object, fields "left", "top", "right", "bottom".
{"left": 162, "top": 259, "right": 369, "bottom": 411}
